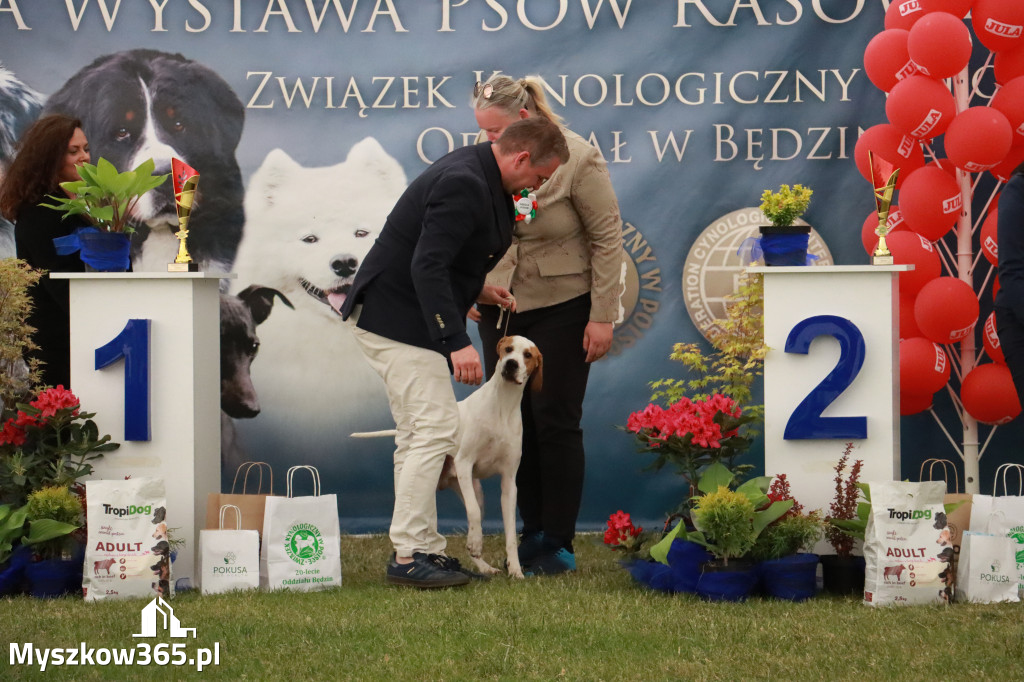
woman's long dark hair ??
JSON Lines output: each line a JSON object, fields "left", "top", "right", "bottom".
{"left": 0, "top": 114, "right": 82, "bottom": 221}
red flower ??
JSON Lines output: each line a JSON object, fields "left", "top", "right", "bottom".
{"left": 0, "top": 419, "right": 27, "bottom": 446}
{"left": 626, "top": 394, "right": 741, "bottom": 447}
{"left": 604, "top": 510, "right": 643, "bottom": 549}
{"left": 29, "top": 385, "right": 80, "bottom": 420}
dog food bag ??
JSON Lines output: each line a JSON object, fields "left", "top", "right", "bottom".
{"left": 83, "top": 478, "right": 172, "bottom": 602}
{"left": 863, "top": 480, "right": 953, "bottom": 606}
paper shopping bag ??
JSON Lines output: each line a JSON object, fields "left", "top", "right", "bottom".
{"left": 261, "top": 466, "right": 342, "bottom": 591}
{"left": 956, "top": 531, "right": 1020, "bottom": 603}
{"left": 205, "top": 461, "right": 276, "bottom": 540}
{"left": 200, "top": 505, "right": 260, "bottom": 595}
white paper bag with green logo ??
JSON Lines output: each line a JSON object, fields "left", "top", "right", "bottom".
{"left": 863, "top": 480, "right": 953, "bottom": 606}
{"left": 200, "top": 504, "right": 260, "bottom": 595}
{"left": 260, "top": 466, "right": 341, "bottom": 591}
{"left": 970, "top": 494, "right": 1024, "bottom": 599}
{"left": 956, "top": 531, "right": 1021, "bottom": 603}
{"left": 83, "top": 478, "right": 171, "bottom": 602}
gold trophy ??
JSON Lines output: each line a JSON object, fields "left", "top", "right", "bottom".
{"left": 869, "top": 150, "right": 899, "bottom": 266}
{"left": 168, "top": 158, "right": 200, "bottom": 272}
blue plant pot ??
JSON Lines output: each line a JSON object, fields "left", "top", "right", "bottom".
{"left": 25, "top": 557, "right": 81, "bottom": 598}
{"left": 0, "top": 545, "right": 33, "bottom": 596}
{"left": 758, "top": 553, "right": 820, "bottom": 601}
{"left": 622, "top": 559, "right": 676, "bottom": 593}
{"left": 695, "top": 559, "right": 758, "bottom": 602}
{"left": 667, "top": 539, "right": 714, "bottom": 594}
{"left": 759, "top": 225, "right": 810, "bottom": 266}
{"left": 78, "top": 230, "right": 131, "bottom": 271}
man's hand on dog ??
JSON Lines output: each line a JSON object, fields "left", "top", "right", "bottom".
{"left": 451, "top": 345, "right": 483, "bottom": 385}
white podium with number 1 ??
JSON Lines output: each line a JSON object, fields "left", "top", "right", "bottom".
{"left": 55, "top": 271, "right": 230, "bottom": 587}
{"left": 750, "top": 265, "right": 910, "bottom": 518}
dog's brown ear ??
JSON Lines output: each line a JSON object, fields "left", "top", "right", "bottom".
{"left": 496, "top": 336, "right": 512, "bottom": 358}
{"left": 529, "top": 347, "right": 543, "bottom": 393}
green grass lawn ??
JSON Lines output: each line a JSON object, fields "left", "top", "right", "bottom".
{"left": 2, "top": 534, "right": 1022, "bottom": 681}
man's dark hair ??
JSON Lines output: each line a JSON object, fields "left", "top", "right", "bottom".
{"left": 496, "top": 117, "right": 569, "bottom": 167}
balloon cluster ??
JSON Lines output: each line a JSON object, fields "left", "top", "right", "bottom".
{"left": 860, "top": 0, "right": 1024, "bottom": 423}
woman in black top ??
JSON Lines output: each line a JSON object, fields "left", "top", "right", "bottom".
{"left": 0, "top": 114, "right": 91, "bottom": 388}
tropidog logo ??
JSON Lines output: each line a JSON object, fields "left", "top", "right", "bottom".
{"left": 682, "top": 208, "right": 833, "bottom": 342}
{"left": 284, "top": 523, "right": 324, "bottom": 565}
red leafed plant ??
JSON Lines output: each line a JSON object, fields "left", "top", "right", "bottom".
{"left": 603, "top": 510, "right": 646, "bottom": 556}
{"left": 766, "top": 473, "right": 804, "bottom": 518}
{"left": 824, "top": 443, "right": 864, "bottom": 559}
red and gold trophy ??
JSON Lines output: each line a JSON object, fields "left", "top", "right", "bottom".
{"left": 168, "top": 158, "right": 200, "bottom": 272}
{"left": 868, "top": 150, "right": 899, "bottom": 266}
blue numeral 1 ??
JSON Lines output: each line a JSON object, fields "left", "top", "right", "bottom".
{"left": 95, "top": 319, "right": 151, "bottom": 441}
{"left": 783, "top": 314, "right": 867, "bottom": 440}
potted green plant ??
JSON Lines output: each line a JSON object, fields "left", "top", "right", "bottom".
{"left": 22, "top": 485, "right": 83, "bottom": 598}
{"left": 0, "top": 259, "right": 44, "bottom": 412}
{"left": 39, "top": 157, "right": 168, "bottom": 271}
{"left": 758, "top": 183, "right": 813, "bottom": 266}
{"left": 751, "top": 474, "right": 824, "bottom": 601}
{"left": 656, "top": 462, "right": 792, "bottom": 601}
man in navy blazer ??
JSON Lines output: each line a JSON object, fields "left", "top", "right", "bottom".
{"left": 341, "top": 117, "right": 568, "bottom": 588}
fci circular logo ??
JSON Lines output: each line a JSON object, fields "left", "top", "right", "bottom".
{"left": 284, "top": 523, "right": 324, "bottom": 565}
{"left": 682, "top": 208, "right": 833, "bottom": 342}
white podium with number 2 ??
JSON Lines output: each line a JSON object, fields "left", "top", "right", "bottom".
{"left": 751, "top": 265, "right": 910, "bottom": 518}
{"left": 56, "top": 271, "right": 229, "bottom": 587}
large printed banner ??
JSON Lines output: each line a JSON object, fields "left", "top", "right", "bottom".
{"left": 5, "top": 0, "right": 1004, "bottom": 530}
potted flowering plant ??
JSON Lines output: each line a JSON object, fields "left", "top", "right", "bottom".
{"left": 757, "top": 183, "right": 814, "bottom": 266}
{"left": 0, "top": 385, "right": 119, "bottom": 507}
{"left": 625, "top": 392, "right": 755, "bottom": 503}
{"left": 820, "top": 443, "right": 867, "bottom": 595}
{"left": 39, "top": 157, "right": 168, "bottom": 270}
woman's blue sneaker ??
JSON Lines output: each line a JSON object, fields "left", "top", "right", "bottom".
{"left": 517, "top": 531, "right": 545, "bottom": 564}
{"left": 523, "top": 548, "right": 576, "bottom": 576}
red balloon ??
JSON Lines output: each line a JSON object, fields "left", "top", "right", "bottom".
{"left": 973, "top": 0, "right": 1024, "bottom": 52}
{"left": 944, "top": 107, "right": 1014, "bottom": 172}
{"left": 888, "top": 230, "right": 943, "bottom": 297}
{"left": 865, "top": 29, "right": 915, "bottom": 92}
{"left": 920, "top": 0, "right": 974, "bottom": 18}
{"left": 854, "top": 124, "right": 925, "bottom": 190}
{"left": 901, "top": 390, "right": 936, "bottom": 416}
{"left": 961, "top": 363, "right": 1022, "bottom": 424}
{"left": 914, "top": 276, "right": 980, "bottom": 343}
{"left": 886, "top": 75, "right": 957, "bottom": 139}
{"left": 901, "top": 336, "right": 951, "bottom": 394}
{"left": 899, "top": 292, "right": 922, "bottom": 339}
{"left": 991, "top": 77, "right": 1024, "bottom": 142}
{"left": 925, "top": 158, "right": 959, "bottom": 179}
{"left": 995, "top": 43, "right": 1024, "bottom": 85}
{"left": 898, "top": 166, "right": 964, "bottom": 241}
{"left": 908, "top": 12, "right": 973, "bottom": 79}
{"left": 983, "top": 311, "right": 1006, "bottom": 363}
{"left": 861, "top": 207, "right": 909, "bottom": 255}
{"left": 886, "top": 0, "right": 927, "bottom": 30}
{"left": 991, "top": 143, "right": 1024, "bottom": 181}
{"left": 981, "top": 207, "right": 999, "bottom": 265}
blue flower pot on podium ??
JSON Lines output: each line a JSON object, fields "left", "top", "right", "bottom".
{"left": 759, "top": 225, "right": 811, "bottom": 266}
{"left": 53, "top": 227, "right": 131, "bottom": 272}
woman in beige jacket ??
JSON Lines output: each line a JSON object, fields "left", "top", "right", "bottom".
{"left": 471, "top": 74, "right": 624, "bottom": 575}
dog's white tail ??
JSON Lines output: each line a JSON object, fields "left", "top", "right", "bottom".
{"left": 350, "top": 430, "right": 398, "bottom": 438}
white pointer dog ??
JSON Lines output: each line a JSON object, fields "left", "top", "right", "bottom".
{"left": 354, "top": 335, "right": 542, "bottom": 578}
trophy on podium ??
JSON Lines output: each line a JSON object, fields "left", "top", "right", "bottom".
{"left": 168, "top": 158, "right": 200, "bottom": 272}
{"left": 868, "top": 150, "right": 899, "bottom": 266}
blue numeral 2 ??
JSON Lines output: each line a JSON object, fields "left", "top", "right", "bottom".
{"left": 95, "top": 319, "right": 151, "bottom": 441}
{"left": 783, "top": 314, "right": 867, "bottom": 440}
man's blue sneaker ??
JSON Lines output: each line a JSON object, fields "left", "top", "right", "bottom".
{"left": 386, "top": 552, "right": 470, "bottom": 588}
{"left": 523, "top": 547, "right": 576, "bottom": 576}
